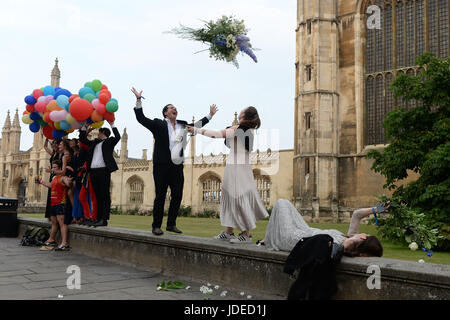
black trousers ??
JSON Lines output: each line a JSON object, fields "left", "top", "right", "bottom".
{"left": 152, "top": 163, "right": 184, "bottom": 229}
{"left": 89, "top": 168, "right": 111, "bottom": 221}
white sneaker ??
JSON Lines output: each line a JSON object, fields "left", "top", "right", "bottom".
{"left": 229, "top": 233, "right": 252, "bottom": 244}
{"left": 214, "top": 231, "right": 236, "bottom": 241}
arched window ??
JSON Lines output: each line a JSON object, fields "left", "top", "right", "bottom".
{"left": 127, "top": 176, "right": 144, "bottom": 204}
{"left": 200, "top": 174, "right": 222, "bottom": 204}
{"left": 364, "top": 0, "right": 449, "bottom": 145}
{"left": 254, "top": 171, "right": 271, "bottom": 206}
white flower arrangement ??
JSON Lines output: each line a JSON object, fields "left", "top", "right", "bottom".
{"left": 409, "top": 242, "right": 419, "bottom": 251}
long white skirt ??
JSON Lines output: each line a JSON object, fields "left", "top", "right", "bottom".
{"left": 219, "top": 162, "right": 269, "bottom": 231}
{"left": 264, "top": 199, "right": 346, "bottom": 252}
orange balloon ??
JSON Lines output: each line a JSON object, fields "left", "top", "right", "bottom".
{"left": 46, "top": 100, "right": 62, "bottom": 112}
{"left": 91, "top": 110, "right": 103, "bottom": 122}
{"left": 43, "top": 112, "right": 53, "bottom": 123}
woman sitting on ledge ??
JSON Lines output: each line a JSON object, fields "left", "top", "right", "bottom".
{"left": 262, "top": 199, "right": 389, "bottom": 257}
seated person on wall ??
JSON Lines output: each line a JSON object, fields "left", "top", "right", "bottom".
{"left": 261, "top": 199, "right": 388, "bottom": 257}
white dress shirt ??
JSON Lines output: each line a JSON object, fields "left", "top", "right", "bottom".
{"left": 91, "top": 141, "right": 106, "bottom": 168}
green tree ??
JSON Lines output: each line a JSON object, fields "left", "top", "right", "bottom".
{"left": 367, "top": 53, "right": 450, "bottom": 250}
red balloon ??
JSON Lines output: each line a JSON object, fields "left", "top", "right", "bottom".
{"left": 43, "top": 125, "right": 53, "bottom": 140}
{"left": 69, "top": 98, "right": 94, "bottom": 122}
{"left": 35, "top": 101, "right": 47, "bottom": 113}
{"left": 32, "top": 89, "right": 44, "bottom": 100}
{"left": 98, "top": 93, "right": 109, "bottom": 105}
{"left": 100, "top": 89, "right": 112, "bottom": 99}
{"left": 23, "top": 111, "right": 29, "bottom": 115}
{"left": 26, "top": 104, "right": 35, "bottom": 113}
{"left": 43, "top": 112, "right": 52, "bottom": 123}
{"left": 101, "top": 84, "right": 108, "bottom": 90}
{"left": 69, "top": 94, "right": 79, "bottom": 103}
{"left": 103, "top": 111, "right": 115, "bottom": 122}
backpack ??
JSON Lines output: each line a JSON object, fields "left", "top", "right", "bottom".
{"left": 20, "top": 226, "right": 50, "bottom": 246}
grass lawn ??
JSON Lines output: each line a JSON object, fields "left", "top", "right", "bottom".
{"left": 19, "top": 213, "right": 450, "bottom": 265}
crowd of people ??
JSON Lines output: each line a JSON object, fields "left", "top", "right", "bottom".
{"left": 36, "top": 119, "right": 120, "bottom": 251}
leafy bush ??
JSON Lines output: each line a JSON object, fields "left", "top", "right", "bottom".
{"left": 367, "top": 54, "right": 450, "bottom": 250}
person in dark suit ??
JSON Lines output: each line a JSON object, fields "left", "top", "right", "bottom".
{"left": 131, "top": 87, "right": 218, "bottom": 236}
{"left": 79, "top": 119, "right": 121, "bottom": 227}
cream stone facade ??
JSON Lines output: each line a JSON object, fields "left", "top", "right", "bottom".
{"left": 294, "top": 0, "right": 449, "bottom": 222}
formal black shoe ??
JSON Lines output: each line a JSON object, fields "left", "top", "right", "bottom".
{"left": 91, "top": 220, "right": 108, "bottom": 227}
{"left": 152, "top": 228, "right": 164, "bottom": 236}
{"left": 166, "top": 226, "right": 182, "bottom": 234}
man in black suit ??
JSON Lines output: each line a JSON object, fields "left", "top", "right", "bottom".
{"left": 131, "top": 87, "right": 218, "bottom": 236}
{"left": 79, "top": 119, "right": 121, "bottom": 227}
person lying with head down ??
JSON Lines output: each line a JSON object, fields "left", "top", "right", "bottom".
{"left": 260, "top": 199, "right": 389, "bottom": 257}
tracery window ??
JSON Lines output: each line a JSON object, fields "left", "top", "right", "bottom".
{"left": 365, "top": 0, "right": 449, "bottom": 145}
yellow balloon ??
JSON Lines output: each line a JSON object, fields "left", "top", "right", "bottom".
{"left": 66, "top": 114, "right": 76, "bottom": 124}
{"left": 90, "top": 120, "right": 104, "bottom": 129}
{"left": 54, "top": 122, "right": 61, "bottom": 130}
{"left": 22, "top": 114, "right": 33, "bottom": 124}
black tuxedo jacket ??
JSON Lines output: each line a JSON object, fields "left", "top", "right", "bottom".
{"left": 134, "top": 107, "right": 209, "bottom": 165}
{"left": 79, "top": 127, "right": 121, "bottom": 173}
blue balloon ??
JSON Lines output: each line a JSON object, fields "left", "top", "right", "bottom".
{"left": 86, "top": 118, "right": 93, "bottom": 124}
{"left": 24, "top": 95, "right": 36, "bottom": 105}
{"left": 59, "top": 120, "right": 70, "bottom": 131}
{"left": 78, "top": 87, "right": 95, "bottom": 98}
{"left": 56, "top": 95, "right": 69, "bottom": 109}
{"left": 29, "top": 122, "right": 40, "bottom": 133}
{"left": 29, "top": 112, "right": 40, "bottom": 121}
{"left": 54, "top": 88, "right": 72, "bottom": 99}
{"left": 43, "top": 85, "right": 55, "bottom": 96}
{"left": 109, "top": 98, "right": 118, "bottom": 103}
{"left": 52, "top": 129, "right": 65, "bottom": 140}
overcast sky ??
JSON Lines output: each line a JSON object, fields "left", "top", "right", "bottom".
{"left": 0, "top": 0, "right": 296, "bottom": 158}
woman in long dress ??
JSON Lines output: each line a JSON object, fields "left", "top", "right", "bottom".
{"left": 264, "top": 199, "right": 385, "bottom": 257}
{"left": 187, "top": 106, "right": 269, "bottom": 243}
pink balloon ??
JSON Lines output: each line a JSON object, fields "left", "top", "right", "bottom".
{"left": 35, "top": 101, "right": 47, "bottom": 113}
{"left": 71, "top": 122, "right": 82, "bottom": 129}
{"left": 92, "top": 99, "right": 100, "bottom": 108}
{"left": 49, "top": 111, "right": 58, "bottom": 122}
{"left": 37, "top": 96, "right": 46, "bottom": 103}
{"left": 54, "top": 110, "right": 68, "bottom": 122}
{"left": 96, "top": 103, "right": 106, "bottom": 115}
{"left": 44, "top": 95, "right": 54, "bottom": 104}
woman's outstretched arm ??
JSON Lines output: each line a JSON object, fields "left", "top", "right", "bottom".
{"left": 347, "top": 204, "right": 388, "bottom": 236}
{"left": 188, "top": 125, "right": 238, "bottom": 139}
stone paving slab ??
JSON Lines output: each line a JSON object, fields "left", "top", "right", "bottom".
{"left": 0, "top": 238, "right": 278, "bottom": 300}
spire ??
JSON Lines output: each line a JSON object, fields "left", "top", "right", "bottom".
{"left": 120, "top": 128, "right": 128, "bottom": 161}
{"left": 51, "top": 57, "right": 61, "bottom": 87}
{"left": 3, "top": 110, "right": 11, "bottom": 129}
{"left": 12, "top": 108, "right": 20, "bottom": 128}
{"left": 232, "top": 112, "right": 239, "bottom": 126}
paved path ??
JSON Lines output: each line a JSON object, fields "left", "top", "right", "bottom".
{"left": 0, "top": 238, "right": 275, "bottom": 300}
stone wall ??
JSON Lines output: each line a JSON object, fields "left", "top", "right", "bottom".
{"left": 18, "top": 217, "right": 450, "bottom": 300}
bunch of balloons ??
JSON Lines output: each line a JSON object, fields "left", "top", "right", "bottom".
{"left": 22, "top": 80, "right": 118, "bottom": 140}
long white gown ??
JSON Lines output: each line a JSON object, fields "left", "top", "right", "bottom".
{"left": 264, "top": 199, "right": 347, "bottom": 252}
{"left": 201, "top": 126, "right": 269, "bottom": 231}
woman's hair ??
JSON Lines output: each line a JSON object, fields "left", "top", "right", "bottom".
{"left": 239, "top": 106, "right": 261, "bottom": 129}
{"left": 60, "top": 139, "right": 74, "bottom": 157}
{"left": 52, "top": 159, "right": 62, "bottom": 169}
{"left": 344, "top": 236, "right": 383, "bottom": 257}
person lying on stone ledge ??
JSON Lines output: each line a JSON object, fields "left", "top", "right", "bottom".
{"left": 259, "top": 199, "right": 390, "bottom": 258}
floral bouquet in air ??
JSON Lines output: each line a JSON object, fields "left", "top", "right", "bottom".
{"left": 169, "top": 15, "right": 258, "bottom": 68}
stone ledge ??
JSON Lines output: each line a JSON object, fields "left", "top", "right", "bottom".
{"left": 17, "top": 217, "right": 450, "bottom": 300}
